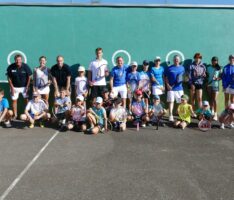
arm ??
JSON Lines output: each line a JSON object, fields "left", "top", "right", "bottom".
{"left": 110, "top": 77, "right": 114, "bottom": 92}
{"left": 103, "top": 110, "right": 107, "bottom": 130}
{"left": 66, "top": 76, "right": 71, "bottom": 92}
{"left": 33, "top": 69, "right": 37, "bottom": 92}
{"left": 52, "top": 77, "right": 59, "bottom": 95}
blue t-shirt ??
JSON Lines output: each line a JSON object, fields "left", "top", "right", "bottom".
{"left": 0, "top": 98, "right": 9, "bottom": 112}
{"left": 92, "top": 106, "right": 106, "bottom": 125}
{"left": 139, "top": 71, "right": 150, "bottom": 80}
{"left": 150, "top": 66, "right": 164, "bottom": 86}
{"left": 110, "top": 64, "right": 129, "bottom": 87}
{"left": 127, "top": 71, "right": 140, "bottom": 83}
{"left": 165, "top": 65, "right": 185, "bottom": 91}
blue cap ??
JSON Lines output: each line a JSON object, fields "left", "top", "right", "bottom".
{"left": 153, "top": 95, "right": 160, "bottom": 100}
{"left": 143, "top": 60, "right": 149, "bottom": 65}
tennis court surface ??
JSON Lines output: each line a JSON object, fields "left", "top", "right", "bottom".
{"left": 0, "top": 120, "right": 233, "bottom": 200}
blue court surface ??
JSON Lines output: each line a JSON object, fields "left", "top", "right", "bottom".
{"left": 0, "top": 120, "right": 233, "bottom": 200}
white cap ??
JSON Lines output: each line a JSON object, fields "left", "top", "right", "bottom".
{"left": 154, "top": 56, "right": 161, "bottom": 61}
{"left": 76, "top": 95, "right": 84, "bottom": 101}
{"left": 229, "top": 103, "right": 234, "bottom": 110}
{"left": 203, "top": 101, "right": 209, "bottom": 106}
{"left": 131, "top": 61, "right": 138, "bottom": 66}
{"left": 78, "top": 66, "right": 85, "bottom": 72}
{"left": 96, "top": 97, "right": 103, "bottom": 104}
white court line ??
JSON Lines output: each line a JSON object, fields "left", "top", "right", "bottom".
{"left": 0, "top": 131, "right": 60, "bottom": 200}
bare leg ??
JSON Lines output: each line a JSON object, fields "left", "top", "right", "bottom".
{"left": 196, "top": 89, "right": 203, "bottom": 108}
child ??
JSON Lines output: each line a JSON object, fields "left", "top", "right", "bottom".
{"left": 53, "top": 88, "right": 71, "bottom": 129}
{"left": 219, "top": 103, "right": 234, "bottom": 129}
{"left": 67, "top": 95, "right": 86, "bottom": 132}
{"left": 86, "top": 97, "right": 107, "bottom": 134}
{"left": 196, "top": 101, "right": 213, "bottom": 121}
{"left": 174, "top": 94, "right": 196, "bottom": 129}
{"left": 127, "top": 61, "right": 140, "bottom": 112}
{"left": 0, "top": 88, "right": 13, "bottom": 128}
{"left": 109, "top": 98, "right": 127, "bottom": 131}
{"left": 75, "top": 66, "right": 88, "bottom": 100}
{"left": 20, "top": 92, "right": 50, "bottom": 128}
{"left": 129, "top": 89, "right": 149, "bottom": 127}
{"left": 102, "top": 88, "right": 115, "bottom": 116}
{"left": 149, "top": 95, "right": 167, "bottom": 126}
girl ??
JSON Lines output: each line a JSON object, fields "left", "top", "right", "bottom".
{"left": 75, "top": 66, "right": 88, "bottom": 100}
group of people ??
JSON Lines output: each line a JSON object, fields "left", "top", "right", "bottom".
{"left": 0, "top": 48, "right": 234, "bottom": 133}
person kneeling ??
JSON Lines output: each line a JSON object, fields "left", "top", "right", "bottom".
{"left": 67, "top": 95, "right": 86, "bottom": 132}
{"left": 129, "top": 90, "right": 149, "bottom": 128}
{"left": 0, "top": 88, "right": 13, "bottom": 128}
{"left": 86, "top": 97, "right": 107, "bottom": 134}
{"left": 20, "top": 92, "right": 50, "bottom": 128}
{"left": 196, "top": 101, "right": 213, "bottom": 121}
{"left": 174, "top": 94, "right": 196, "bottom": 130}
{"left": 219, "top": 103, "right": 234, "bottom": 129}
{"left": 109, "top": 98, "right": 127, "bottom": 131}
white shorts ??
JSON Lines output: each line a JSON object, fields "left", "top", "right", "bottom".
{"left": 167, "top": 90, "right": 184, "bottom": 103}
{"left": 152, "top": 85, "right": 164, "bottom": 96}
{"left": 37, "top": 86, "right": 50, "bottom": 95}
{"left": 112, "top": 84, "right": 127, "bottom": 99}
{"left": 225, "top": 87, "right": 234, "bottom": 95}
{"left": 11, "top": 87, "right": 28, "bottom": 100}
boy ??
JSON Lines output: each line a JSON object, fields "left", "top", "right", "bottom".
{"left": 20, "top": 92, "right": 50, "bottom": 128}
{"left": 174, "top": 94, "right": 196, "bottom": 129}
{"left": 53, "top": 88, "right": 71, "bottom": 129}
{"left": 86, "top": 97, "right": 107, "bottom": 134}
{"left": 149, "top": 95, "right": 167, "bottom": 126}
{"left": 0, "top": 88, "right": 13, "bottom": 128}
{"left": 219, "top": 103, "right": 234, "bottom": 129}
{"left": 67, "top": 95, "right": 86, "bottom": 132}
{"left": 109, "top": 98, "right": 127, "bottom": 131}
{"left": 196, "top": 101, "right": 213, "bottom": 121}
{"left": 130, "top": 89, "right": 149, "bottom": 127}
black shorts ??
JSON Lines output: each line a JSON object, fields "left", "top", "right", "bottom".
{"left": 142, "top": 91, "right": 150, "bottom": 99}
{"left": 90, "top": 86, "right": 106, "bottom": 99}
{"left": 188, "top": 84, "right": 203, "bottom": 90}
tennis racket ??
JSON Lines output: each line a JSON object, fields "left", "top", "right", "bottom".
{"left": 36, "top": 67, "right": 52, "bottom": 89}
{"left": 198, "top": 117, "right": 211, "bottom": 132}
{"left": 139, "top": 78, "right": 150, "bottom": 99}
{"left": 170, "top": 72, "right": 184, "bottom": 89}
{"left": 94, "top": 64, "right": 108, "bottom": 81}
{"left": 128, "top": 79, "right": 138, "bottom": 98}
{"left": 193, "top": 65, "right": 206, "bottom": 78}
{"left": 77, "top": 79, "right": 88, "bottom": 95}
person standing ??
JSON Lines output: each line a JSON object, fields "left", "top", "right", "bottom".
{"left": 110, "top": 56, "right": 129, "bottom": 108}
{"left": 206, "top": 56, "right": 222, "bottom": 120}
{"left": 33, "top": 56, "right": 51, "bottom": 105}
{"left": 222, "top": 55, "right": 234, "bottom": 107}
{"left": 51, "top": 55, "right": 71, "bottom": 97}
{"left": 165, "top": 55, "right": 185, "bottom": 122}
{"left": 88, "top": 47, "right": 109, "bottom": 101}
{"left": 188, "top": 53, "right": 206, "bottom": 109}
{"left": 6, "top": 54, "right": 32, "bottom": 118}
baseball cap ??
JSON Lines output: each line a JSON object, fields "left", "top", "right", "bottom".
{"left": 143, "top": 60, "right": 149, "bottom": 65}
{"left": 229, "top": 103, "right": 234, "bottom": 110}
{"left": 131, "top": 61, "right": 138, "bottom": 66}
{"left": 135, "top": 89, "right": 142, "bottom": 96}
{"left": 78, "top": 66, "right": 85, "bottom": 72}
{"left": 229, "top": 54, "right": 234, "bottom": 59}
{"left": 203, "top": 101, "right": 209, "bottom": 106}
{"left": 153, "top": 95, "right": 160, "bottom": 100}
{"left": 33, "top": 92, "right": 40, "bottom": 97}
{"left": 211, "top": 56, "right": 218, "bottom": 61}
{"left": 96, "top": 97, "right": 103, "bottom": 104}
{"left": 76, "top": 95, "right": 84, "bottom": 101}
{"left": 181, "top": 94, "right": 189, "bottom": 100}
{"left": 154, "top": 56, "right": 161, "bottom": 61}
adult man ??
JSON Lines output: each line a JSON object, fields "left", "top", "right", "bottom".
{"left": 51, "top": 55, "right": 71, "bottom": 97}
{"left": 110, "top": 56, "right": 129, "bottom": 108}
{"left": 222, "top": 54, "right": 234, "bottom": 106}
{"left": 88, "top": 47, "right": 109, "bottom": 101}
{"left": 165, "top": 55, "right": 185, "bottom": 122}
{"left": 7, "top": 54, "right": 32, "bottom": 118}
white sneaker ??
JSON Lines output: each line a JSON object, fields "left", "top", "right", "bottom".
{"left": 228, "top": 123, "right": 234, "bottom": 129}
{"left": 141, "top": 124, "right": 146, "bottom": 128}
{"left": 220, "top": 123, "right": 225, "bottom": 129}
{"left": 169, "top": 115, "right": 174, "bottom": 122}
{"left": 213, "top": 113, "right": 218, "bottom": 121}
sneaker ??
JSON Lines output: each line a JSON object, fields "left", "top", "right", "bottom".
{"left": 228, "top": 123, "right": 234, "bottom": 129}
{"left": 161, "top": 122, "right": 166, "bottom": 127}
{"left": 220, "top": 123, "right": 225, "bottom": 130}
{"left": 141, "top": 124, "right": 146, "bottom": 128}
{"left": 169, "top": 115, "right": 174, "bottom": 122}
{"left": 213, "top": 113, "right": 218, "bottom": 121}
{"left": 39, "top": 122, "right": 44, "bottom": 128}
{"left": 29, "top": 124, "right": 34, "bottom": 129}
{"left": 4, "top": 121, "right": 12, "bottom": 128}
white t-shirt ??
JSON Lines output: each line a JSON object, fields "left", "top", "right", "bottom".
{"left": 89, "top": 58, "right": 108, "bottom": 86}
{"left": 72, "top": 106, "right": 86, "bottom": 122}
{"left": 75, "top": 76, "right": 88, "bottom": 96}
{"left": 26, "top": 99, "right": 48, "bottom": 114}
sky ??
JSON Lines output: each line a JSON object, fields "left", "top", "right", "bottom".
{"left": 1, "top": 0, "right": 234, "bottom": 5}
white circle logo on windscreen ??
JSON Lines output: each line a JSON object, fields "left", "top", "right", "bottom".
{"left": 7, "top": 50, "right": 27, "bottom": 65}
{"left": 112, "top": 50, "right": 131, "bottom": 66}
{"left": 165, "top": 50, "right": 185, "bottom": 66}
